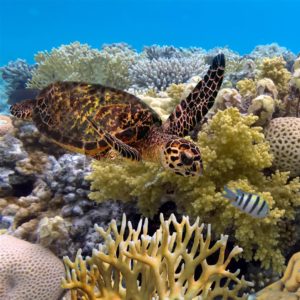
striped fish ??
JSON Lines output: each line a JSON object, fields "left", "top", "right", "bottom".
{"left": 223, "top": 186, "right": 269, "bottom": 218}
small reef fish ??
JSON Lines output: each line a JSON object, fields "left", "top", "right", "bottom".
{"left": 223, "top": 186, "right": 269, "bottom": 218}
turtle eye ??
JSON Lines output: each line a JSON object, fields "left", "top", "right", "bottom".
{"left": 180, "top": 152, "right": 194, "bottom": 166}
{"left": 160, "top": 138, "right": 203, "bottom": 176}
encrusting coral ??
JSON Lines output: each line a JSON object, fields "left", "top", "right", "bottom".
{"left": 88, "top": 108, "right": 300, "bottom": 273}
{"left": 0, "top": 234, "right": 65, "bottom": 300}
{"left": 62, "top": 213, "right": 252, "bottom": 299}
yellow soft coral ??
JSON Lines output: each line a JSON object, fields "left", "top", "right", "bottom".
{"left": 257, "top": 57, "right": 291, "bottom": 98}
{"left": 236, "top": 79, "right": 256, "bottom": 98}
{"left": 87, "top": 108, "right": 300, "bottom": 272}
{"left": 62, "top": 214, "right": 252, "bottom": 299}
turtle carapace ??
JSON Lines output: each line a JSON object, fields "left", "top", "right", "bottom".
{"left": 10, "top": 54, "right": 225, "bottom": 176}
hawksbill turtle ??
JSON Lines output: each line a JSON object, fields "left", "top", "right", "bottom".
{"left": 10, "top": 54, "right": 225, "bottom": 176}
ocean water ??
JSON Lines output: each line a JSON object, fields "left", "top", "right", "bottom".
{"left": 0, "top": 0, "right": 299, "bottom": 65}
{"left": 1, "top": 0, "right": 300, "bottom": 299}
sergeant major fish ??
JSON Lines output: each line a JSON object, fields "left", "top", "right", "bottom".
{"left": 223, "top": 186, "right": 269, "bottom": 218}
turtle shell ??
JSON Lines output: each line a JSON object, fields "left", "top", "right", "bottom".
{"left": 32, "top": 81, "right": 162, "bottom": 156}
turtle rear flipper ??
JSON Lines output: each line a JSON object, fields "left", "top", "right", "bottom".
{"left": 164, "top": 53, "right": 225, "bottom": 137}
{"left": 87, "top": 117, "right": 141, "bottom": 161}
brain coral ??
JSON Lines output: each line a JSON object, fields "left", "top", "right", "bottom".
{"left": 265, "top": 117, "right": 300, "bottom": 177}
{"left": 0, "top": 234, "right": 65, "bottom": 300}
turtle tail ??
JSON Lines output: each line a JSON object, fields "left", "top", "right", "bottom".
{"left": 10, "top": 99, "right": 36, "bottom": 120}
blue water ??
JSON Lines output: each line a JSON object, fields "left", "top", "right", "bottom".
{"left": 0, "top": 0, "right": 299, "bottom": 66}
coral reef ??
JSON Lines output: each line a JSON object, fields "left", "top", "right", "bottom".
{"left": 95, "top": 43, "right": 137, "bottom": 89}
{"left": 88, "top": 108, "right": 300, "bottom": 273}
{"left": 257, "top": 57, "right": 291, "bottom": 98}
{"left": 27, "top": 42, "right": 105, "bottom": 89}
{"left": 248, "top": 43, "right": 296, "bottom": 70}
{"left": 0, "top": 234, "right": 65, "bottom": 299}
{"left": 255, "top": 252, "right": 300, "bottom": 299}
{"left": 129, "top": 47, "right": 208, "bottom": 90}
{"left": 264, "top": 117, "right": 300, "bottom": 177}
{"left": 0, "top": 59, "right": 35, "bottom": 97}
{"left": 247, "top": 95, "right": 276, "bottom": 127}
{"left": 206, "top": 88, "right": 243, "bottom": 118}
{"left": 0, "top": 120, "right": 139, "bottom": 258}
{"left": 62, "top": 214, "right": 252, "bottom": 299}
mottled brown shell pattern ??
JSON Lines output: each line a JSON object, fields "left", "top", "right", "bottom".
{"left": 32, "top": 81, "right": 161, "bottom": 156}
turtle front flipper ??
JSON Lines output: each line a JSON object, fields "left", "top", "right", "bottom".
{"left": 10, "top": 99, "right": 36, "bottom": 120}
{"left": 87, "top": 117, "right": 141, "bottom": 161}
{"left": 164, "top": 54, "right": 225, "bottom": 137}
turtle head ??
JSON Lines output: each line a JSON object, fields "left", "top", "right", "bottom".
{"left": 10, "top": 99, "right": 36, "bottom": 121}
{"left": 160, "top": 138, "right": 203, "bottom": 176}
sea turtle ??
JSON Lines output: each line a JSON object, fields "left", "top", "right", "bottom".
{"left": 10, "top": 54, "right": 225, "bottom": 176}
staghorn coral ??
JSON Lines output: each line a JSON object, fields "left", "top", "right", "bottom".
{"left": 255, "top": 252, "right": 300, "bottom": 299}
{"left": 257, "top": 56, "right": 291, "bottom": 98}
{"left": 27, "top": 42, "right": 105, "bottom": 89}
{"left": 129, "top": 53, "right": 208, "bottom": 91}
{"left": 88, "top": 108, "right": 300, "bottom": 272}
{"left": 0, "top": 234, "right": 65, "bottom": 299}
{"left": 62, "top": 213, "right": 252, "bottom": 299}
{"left": 264, "top": 117, "right": 300, "bottom": 177}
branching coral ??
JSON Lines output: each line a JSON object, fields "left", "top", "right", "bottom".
{"left": 0, "top": 59, "right": 36, "bottom": 95}
{"left": 96, "top": 43, "right": 137, "bottom": 89}
{"left": 62, "top": 213, "right": 252, "bottom": 299}
{"left": 27, "top": 42, "right": 105, "bottom": 89}
{"left": 88, "top": 108, "right": 300, "bottom": 272}
{"left": 128, "top": 53, "right": 208, "bottom": 91}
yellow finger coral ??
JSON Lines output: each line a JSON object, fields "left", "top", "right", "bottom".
{"left": 62, "top": 214, "right": 252, "bottom": 299}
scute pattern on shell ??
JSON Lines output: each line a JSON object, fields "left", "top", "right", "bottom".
{"left": 265, "top": 117, "right": 300, "bottom": 177}
{"left": 32, "top": 81, "right": 161, "bottom": 156}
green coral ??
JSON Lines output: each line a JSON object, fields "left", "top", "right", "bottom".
{"left": 87, "top": 108, "right": 300, "bottom": 273}
{"left": 257, "top": 57, "right": 291, "bottom": 98}
{"left": 27, "top": 42, "right": 136, "bottom": 90}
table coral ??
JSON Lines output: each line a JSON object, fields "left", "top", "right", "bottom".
{"left": 0, "top": 234, "right": 65, "bottom": 300}
{"left": 62, "top": 214, "right": 252, "bottom": 299}
{"left": 88, "top": 108, "right": 300, "bottom": 273}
